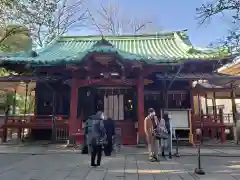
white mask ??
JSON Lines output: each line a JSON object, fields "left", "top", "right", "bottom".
{"left": 101, "top": 114, "right": 105, "bottom": 120}
{"left": 150, "top": 112, "right": 156, "bottom": 116}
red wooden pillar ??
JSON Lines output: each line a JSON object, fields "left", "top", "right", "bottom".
{"left": 137, "top": 76, "right": 145, "bottom": 145}
{"left": 219, "top": 111, "right": 226, "bottom": 143}
{"left": 69, "top": 78, "right": 83, "bottom": 144}
{"left": 189, "top": 80, "right": 195, "bottom": 145}
{"left": 220, "top": 127, "right": 226, "bottom": 143}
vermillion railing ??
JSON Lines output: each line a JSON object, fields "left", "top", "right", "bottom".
{"left": 2, "top": 115, "right": 69, "bottom": 129}
{"left": 191, "top": 113, "right": 232, "bottom": 144}
{"left": 192, "top": 113, "right": 233, "bottom": 128}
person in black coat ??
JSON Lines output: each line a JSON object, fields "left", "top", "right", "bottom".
{"left": 161, "top": 113, "right": 172, "bottom": 159}
{"left": 103, "top": 118, "right": 115, "bottom": 156}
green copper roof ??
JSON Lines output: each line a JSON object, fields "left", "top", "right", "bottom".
{"left": 0, "top": 30, "right": 229, "bottom": 65}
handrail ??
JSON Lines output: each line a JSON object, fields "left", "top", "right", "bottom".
{"left": 2, "top": 115, "right": 69, "bottom": 129}
{"left": 192, "top": 113, "right": 233, "bottom": 127}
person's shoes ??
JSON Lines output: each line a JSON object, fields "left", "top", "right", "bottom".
{"left": 154, "top": 156, "right": 160, "bottom": 162}
{"left": 90, "top": 164, "right": 96, "bottom": 168}
{"left": 162, "top": 152, "right": 165, "bottom": 157}
{"left": 149, "top": 156, "right": 159, "bottom": 162}
{"left": 148, "top": 156, "right": 155, "bottom": 162}
{"left": 149, "top": 158, "right": 155, "bottom": 162}
{"left": 169, "top": 153, "right": 172, "bottom": 159}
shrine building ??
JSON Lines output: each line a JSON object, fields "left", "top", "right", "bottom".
{"left": 0, "top": 30, "right": 239, "bottom": 145}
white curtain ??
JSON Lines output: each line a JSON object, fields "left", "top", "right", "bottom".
{"left": 104, "top": 94, "right": 124, "bottom": 120}
{"left": 119, "top": 95, "right": 124, "bottom": 120}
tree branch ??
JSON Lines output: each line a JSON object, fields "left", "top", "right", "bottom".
{"left": 90, "top": 3, "right": 161, "bottom": 35}
{"left": 197, "top": 0, "right": 240, "bottom": 53}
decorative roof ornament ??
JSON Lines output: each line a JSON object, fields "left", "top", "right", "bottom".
{"left": 178, "top": 30, "right": 188, "bottom": 39}
{"left": 92, "top": 38, "right": 114, "bottom": 47}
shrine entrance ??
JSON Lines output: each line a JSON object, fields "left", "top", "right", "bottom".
{"left": 78, "top": 86, "right": 137, "bottom": 121}
{"left": 76, "top": 83, "right": 138, "bottom": 145}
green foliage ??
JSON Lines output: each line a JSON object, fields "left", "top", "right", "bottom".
{"left": 0, "top": 68, "right": 33, "bottom": 115}
{"left": 0, "top": 25, "right": 32, "bottom": 52}
{"left": 0, "top": 68, "right": 10, "bottom": 76}
{"left": 0, "top": 44, "right": 12, "bottom": 51}
{"left": 1, "top": 0, "right": 88, "bottom": 48}
{"left": 197, "top": 0, "right": 240, "bottom": 53}
{"left": 5, "top": 92, "right": 34, "bottom": 115}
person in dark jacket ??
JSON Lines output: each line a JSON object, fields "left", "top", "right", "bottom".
{"left": 84, "top": 111, "right": 106, "bottom": 167}
{"left": 161, "top": 113, "right": 172, "bottom": 159}
{"left": 103, "top": 117, "right": 115, "bottom": 156}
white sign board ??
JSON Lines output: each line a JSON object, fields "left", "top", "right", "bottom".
{"left": 165, "top": 110, "right": 189, "bottom": 128}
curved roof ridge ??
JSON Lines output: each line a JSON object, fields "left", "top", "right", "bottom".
{"left": 57, "top": 29, "right": 188, "bottom": 41}
{"left": 173, "top": 32, "right": 192, "bottom": 53}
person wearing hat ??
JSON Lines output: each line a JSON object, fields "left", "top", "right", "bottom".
{"left": 144, "top": 108, "right": 160, "bottom": 162}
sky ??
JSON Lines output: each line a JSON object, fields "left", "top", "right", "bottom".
{"left": 70, "top": 0, "right": 231, "bottom": 48}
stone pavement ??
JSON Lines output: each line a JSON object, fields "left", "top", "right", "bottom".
{"left": 0, "top": 144, "right": 240, "bottom": 157}
{"left": 0, "top": 153, "right": 239, "bottom": 180}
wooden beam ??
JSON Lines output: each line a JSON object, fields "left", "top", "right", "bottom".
{"left": 76, "top": 78, "right": 137, "bottom": 87}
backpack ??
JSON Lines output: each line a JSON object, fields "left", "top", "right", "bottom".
{"left": 150, "top": 116, "right": 168, "bottom": 140}
{"left": 91, "top": 119, "right": 107, "bottom": 145}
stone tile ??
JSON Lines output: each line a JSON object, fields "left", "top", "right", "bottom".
{"left": 138, "top": 174, "right": 155, "bottom": 180}
{"left": 104, "top": 173, "right": 124, "bottom": 180}
{"left": 16, "top": 170, "right": 37, "bottom": 180}
{"left": 232, "top": 175, "right": 240, "bottom": 180}
{"left": 68, "top": 168, "right": 90, "bottom": 179}
{"left": 167, "top": 174, "right": 183, "bottom": 180}
{"left": 65, "top": 177, "right": 82, "bottom": 180}
{"left": 125, "top": 174, "right": 138, "bottom": 180}
{"left": 136, "top": 155, "right": 154, "bottom": 180}
{"left": 196, "top": 174, "right": 236, "bottom": 180}
{"left": 84, "top": 169, "right": 107, "bottom": 180}
{"left": 0, "top": 169, "right": 23, "bottom": 180}
{"left": 178, "top": 172, "right": 198, "bottom": 180}
{"left": 46, "top": 170, "right": 72, "bottom": 180}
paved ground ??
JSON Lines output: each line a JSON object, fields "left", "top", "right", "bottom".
{"left": 0, "top": 142, "right": 240, "bottom": 179}
{"left": 0, "top": 152, "right": 240, "bottom": 180}
{"left": 1, "top": 143, "right": 240, "bottom": 157}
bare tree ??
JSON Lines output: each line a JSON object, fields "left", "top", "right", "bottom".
{"left": 89, "top": 3, "right": 161, "bottom": 35}
{"left": 0, "top": 0, "right": 88, "bottom": 48}
{"left": 18, "top": 0, "right": 88, "bottom": 47}
{"left": 197, "top": 0, "right": 240, "bottom": 53}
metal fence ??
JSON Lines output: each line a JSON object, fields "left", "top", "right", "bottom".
{"left": 55, "top": 127, "right": 69, "bottom": 142}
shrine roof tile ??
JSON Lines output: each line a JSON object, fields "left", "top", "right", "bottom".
{"left": 0, "top": 30, "right": 230, "bottom": 65}
{"left": 156, "top": 72, "right": 240, "bottom": 80}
